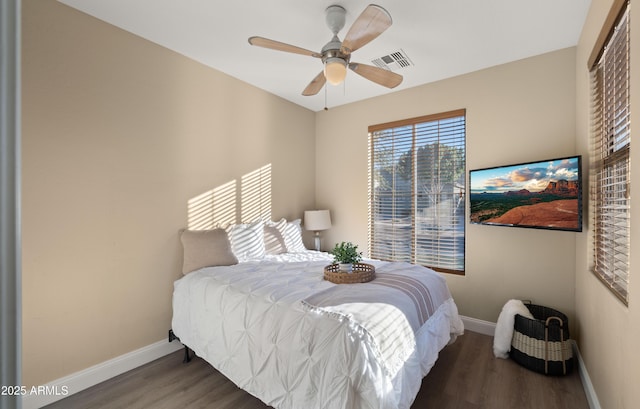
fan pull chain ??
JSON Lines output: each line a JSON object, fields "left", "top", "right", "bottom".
{"left": 324, "top": 84, "right": 328, "bottom": 111}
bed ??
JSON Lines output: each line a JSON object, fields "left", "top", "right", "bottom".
{"left": 171, "top": 220, "right": 464, "bottom": 409}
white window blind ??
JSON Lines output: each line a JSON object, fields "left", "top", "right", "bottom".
{"left": 369, "top": 110, "right": 466, "bottom": 274}
{"left": 590, "top": 0, "right": 630, "bottom": 304}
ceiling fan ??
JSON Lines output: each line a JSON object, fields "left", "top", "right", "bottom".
{"left": 248, "top": 4, "right": 403, "bottom": 96}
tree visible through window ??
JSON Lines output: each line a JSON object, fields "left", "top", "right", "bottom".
{"left": 368, "top": 110, "right": 466, "bottom": 274}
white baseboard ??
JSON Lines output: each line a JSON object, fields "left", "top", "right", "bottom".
{"left": 22, "top": 339, "right": 183, "bottom": 409}
{"left": 460, "top": 314, "right": 496, "bottom": 336}
{"left": 572, "top": 340, "right": 601, "bottom": 409}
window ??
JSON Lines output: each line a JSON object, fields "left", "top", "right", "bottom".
{"left": 368, "top": 110, "right": 466, "bottom": 274}
{"left": 589, "top": 0, "right": 630, "bottom": 304}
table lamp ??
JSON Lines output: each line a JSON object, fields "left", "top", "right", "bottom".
{"left": 304, "top": 210, "right": 332, "bottom": 251}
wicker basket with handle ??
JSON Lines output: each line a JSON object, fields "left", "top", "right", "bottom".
{"left": 510, "top": 303, "right": 574, "bottom": 376}
{"left": 324, "top": 263, "right": 375, "bottom": 284}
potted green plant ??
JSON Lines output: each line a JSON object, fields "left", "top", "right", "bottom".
{"left": 330, "top": 241, "right": 362, "bottom": 273}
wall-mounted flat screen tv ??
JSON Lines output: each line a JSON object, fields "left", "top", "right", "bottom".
{"left": 469, "top": 155, "right": 582, "bottom": 232}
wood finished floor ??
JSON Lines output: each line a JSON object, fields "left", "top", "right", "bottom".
{"left": 44, "top": 331, "right": 589, "bottom": 409}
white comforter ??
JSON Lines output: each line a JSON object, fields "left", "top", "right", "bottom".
{"left": 172, "top": 251, "right": 463, "bottom": 409}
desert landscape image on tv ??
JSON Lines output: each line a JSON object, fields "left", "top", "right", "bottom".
{"left": 470, "top": 156, "right": 582, "bottom": 231}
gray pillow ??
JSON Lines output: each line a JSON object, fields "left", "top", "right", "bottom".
{"left": 180, "top": 228, "right": 238, "bottom": 274}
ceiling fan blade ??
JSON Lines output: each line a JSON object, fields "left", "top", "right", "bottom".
{"left": 302, "top": 71, "right": 327, "bottom": 96}
{"left": 348, "top": 62, "right": 403, "bottom": 88}
{"left": 340, "top": 4, "right": 392, "bottom": 55}
{"left": 248, "top": 36, "right": 322, "bottom": 58}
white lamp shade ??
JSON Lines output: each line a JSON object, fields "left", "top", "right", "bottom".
{"left": 304, "top": 210, "right": 332, "bottom": 231}
{"left": 324, "top": 58, "right": 347, "bottom": 85}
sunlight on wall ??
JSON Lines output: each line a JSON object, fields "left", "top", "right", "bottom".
{"left": 241, "top": 164, "right": 272, "bottom": 223}
{"left": 187, "top": 164, "right": 272, "bottom": 230}
{"left": 187, "top": 180, "right": 236, "bottom": 229}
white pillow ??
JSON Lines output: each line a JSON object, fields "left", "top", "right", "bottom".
{"left": 227, "top": 221, "right": 266, "bottom": 262}
{"left": 264, "top": 219, "right": 288, "bottom": 255}
{"left": 282, "top": 219, "right": 307, "bottom": 252}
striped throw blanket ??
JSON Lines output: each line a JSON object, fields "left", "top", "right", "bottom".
{"left": 302, "top": 267, "right": 453, "bottom": 376}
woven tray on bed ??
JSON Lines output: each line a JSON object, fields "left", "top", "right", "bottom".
{"left": 324, "top": 263, "right": 375, "bottom": 284}
{"left": 510, "top": 303, "right": 574, "bottom": 376}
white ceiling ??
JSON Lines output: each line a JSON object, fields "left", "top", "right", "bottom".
{"left": 57, "top": 0, "right": 592, "bottom": 112}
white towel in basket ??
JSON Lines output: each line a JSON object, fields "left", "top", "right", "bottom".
{"left": 493, "top": 299, "right": 534, "bottom": 359}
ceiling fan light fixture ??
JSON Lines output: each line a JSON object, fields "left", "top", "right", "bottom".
{"left": 324, "top": 57, "right": 347, "bottom": 85}
{"left": 249, "top": 4, "right": 401, "bottom": 96}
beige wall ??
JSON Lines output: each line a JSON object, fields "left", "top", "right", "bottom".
{"left": 575, "top": 0, "right": 640, "bottom": 408}
{"left": 22, "top": 0, "right": 316, "bottom": 387}
{"left": 315, "top": 48, "right": 578, "bottom": 324}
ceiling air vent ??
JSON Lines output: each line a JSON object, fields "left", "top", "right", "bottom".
{"left": 371, "top": 49, "right": 413, "bottom": 71}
